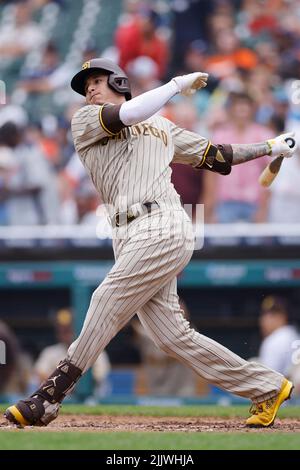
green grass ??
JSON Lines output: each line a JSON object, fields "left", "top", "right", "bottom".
{"left": 1, "top": 405, "right": 299, "bottom": 450}
{"left": 68, "top": 404, "right": 300, "bottom": 419}
{"left": 0, "top": 431, "right": 299, "bottom": 450}
{"left": 2, "top": 404, "right": 299, "bottom": 418}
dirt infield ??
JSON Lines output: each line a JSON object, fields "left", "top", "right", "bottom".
{"left": 1, "top": 415, "right": 299, "bottom": 432}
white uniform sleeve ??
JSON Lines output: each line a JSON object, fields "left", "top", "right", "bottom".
{"left": 71, "top": 105, "right": 115, "bottom": 153}
{"left": 168, "top": 120, "right": 210, "bottom": 168}
{"left": 119, "top": 73, "right": 208, "bottom": 125}
{"left": 119, "top": 80, "right": 179, "bottom": 125}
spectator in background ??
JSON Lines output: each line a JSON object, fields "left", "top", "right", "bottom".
{"left": 74, "top": 181, "right": 99, "bottom": 226}
{"left": 265, "top": 69, "right": 300, "bottom": 223}
{"left": 59, "top": 150, "right": 91, "bottom": 224}
{"left": 18, "top": 42, "right": 61, "bottom": 91}
{"left": 245, "top": 65, "right": 277, "bottom": 126}
{"left": 171, "top": 0, "right": 213, "bottom": 70}
{"left": 34, "top": 308, "right": 111, "bottom": 397}
{"left": 115, "top": 4, "right": 169, "bottom": 79}
{"left": 34, "top": 308, "right": 75, "bottom": 382}
{"left": 0, "top": 119, "right": 60, "bottom": 225}
{"left": 26, "top": 122, "right": 64, "bottom": 172}
{"left": 14, "top": 44, "right": 97, "bottom": 116}
{"left": 24, "top": 100, "right": 77, "bottom": 173}
{"left": 184, "top": 39, "right": 208, "bottom": 75}
{"left": 0, "top": 146, "right": 16, "bottom": 225}
{"left": 0, "top": 0, "right": 44, "bottom": 60}
{"left": 202, "top": 92, "right": 272, "bottom": 223}
{"left": 59, "top": 170, "right": 111, "bottom": 236}
{"left": 45, "top": 43, "right": 98, "bottom": 96}
{"left": 1, "top": 0, "right": 300, "bottom": 230}
{"left": 0, "top": 321, "right": 20, "bottom": 395}
{"left": 258, "top": 296, "right": 299, "bottom": 390}
{"left": 126, "top": 56, "right": 161, "bottom": 95}
{"left": 238, "top": 0, "right": 279, "bottom": 39}
{"left": 0, "top": 320, "right": 32, "bottom": 397}
{"left": 208, "top": 0, "right": 235, "bottom": 36}
{"left": 170, "top": 100, "right": 204, "bottom": 220}
{"left": 29, "top": 0, "right": 65, "bottom": 9}
{"left": 182, "top": 40, "right": 211, "bottom": 115}
{"left": 205, "top": 29, "right": 257, "bottom": 81}
{"left": 268, "top": 132, "right": 300, "bottom": 223}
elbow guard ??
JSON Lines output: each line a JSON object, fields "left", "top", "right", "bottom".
{"left": 196, "top": 143, "right": 233, "bottom": 175}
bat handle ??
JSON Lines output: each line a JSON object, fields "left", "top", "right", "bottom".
{"left": 285, "top": 137, "right": 296, "bottom": 149}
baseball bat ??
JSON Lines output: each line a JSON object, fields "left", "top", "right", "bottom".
{"left": 259, "top": 137, "right": 296, "bottom": 187}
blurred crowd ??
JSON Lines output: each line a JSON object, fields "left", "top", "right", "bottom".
{"left": 0, "top": 308, "right": 111, "bottom": 401}
{"left": 0, "top": 0, "right": 300, "bottom": 226}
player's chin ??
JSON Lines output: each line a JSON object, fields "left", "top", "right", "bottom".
{"left": 87, "top": 97, "right": 104, "bottom": 106}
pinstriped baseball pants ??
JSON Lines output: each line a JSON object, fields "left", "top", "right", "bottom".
{"left": 67, "top": 208, "right": 284, "bottom": 402}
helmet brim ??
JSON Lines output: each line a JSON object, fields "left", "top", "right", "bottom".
{"left": 70, "top": 67, "right": 106, "bottom": 96}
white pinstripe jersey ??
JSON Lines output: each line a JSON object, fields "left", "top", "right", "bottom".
{"left": 71, "top": 105, "right": 209, "bottom": 217}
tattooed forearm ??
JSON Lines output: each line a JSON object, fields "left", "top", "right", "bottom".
{"left": 231, "top": 142, "right": 271, "bottom": 165}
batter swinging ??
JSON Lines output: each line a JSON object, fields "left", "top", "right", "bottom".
{"left": 5, "top": 59, "right": 296, "bottom": 428}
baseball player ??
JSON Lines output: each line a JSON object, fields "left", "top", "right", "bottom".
{"left": 5, "top": 59, "right": 296, "bottom": 428}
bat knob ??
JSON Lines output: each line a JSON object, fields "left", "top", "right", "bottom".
{"left": 285, "top": 137, "right": 296, "bottom": 149}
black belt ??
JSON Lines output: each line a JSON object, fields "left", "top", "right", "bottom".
{"left": 112, "top": 202, "right": 159, "bottom": 228}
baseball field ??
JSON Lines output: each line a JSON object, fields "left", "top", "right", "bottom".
{"left": 0, "top": 404, "right": 299, "bottom": 450}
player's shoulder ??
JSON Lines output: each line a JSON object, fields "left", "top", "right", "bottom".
{"left": 71, "top": 102, "right": 118, "bottom": 127}
{"left": 71, "top": 104, "right": 101, "bottom": 123}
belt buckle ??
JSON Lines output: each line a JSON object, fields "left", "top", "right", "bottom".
{"left": 114, "top": 211, "right": 134, "bottom": 228}
{"left": 144, "top": 201, "right": 158, "bottom": 213}
{"left": 113, "top": 212, "right": 120, "bottom": 228}
{"left": 113, "top": 203, "right": 158, "bottom": 228}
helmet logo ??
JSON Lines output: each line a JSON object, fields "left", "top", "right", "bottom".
{"left": 82, "top": 61, "right": 90, "bottom": 70}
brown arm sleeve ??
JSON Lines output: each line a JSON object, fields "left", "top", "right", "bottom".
{"left": 100, "top": 104, "right": 127, "bottom": 135}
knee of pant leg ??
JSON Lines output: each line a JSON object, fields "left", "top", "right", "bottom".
{"left": 155, "top": 325, "right": 194, "bottom": 355}
{"left": 90, "top": 286, "right": 116, "bottom": 312}
{"left": 91, "top": 282, "right": 124, "bottom": 306}
{"left": 89, "top": 286, "right": 130, "bottom": 336}
{"left": 155, "top": 334, "right": 178, "bottom": 355}
{"left": 90, "top": 285, "right": 107, "bottom": 304}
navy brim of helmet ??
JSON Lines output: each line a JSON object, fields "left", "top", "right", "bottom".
{"left": 71, "top": 67, "right": 107, "bottom": 96}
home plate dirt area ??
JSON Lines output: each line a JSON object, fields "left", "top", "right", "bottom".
{"left": 1, "top": 415, "right": 299, "bottom": 432}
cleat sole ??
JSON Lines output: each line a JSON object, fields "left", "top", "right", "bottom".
{"left": 4, "top": 406, "right": 30, "bottom": 427}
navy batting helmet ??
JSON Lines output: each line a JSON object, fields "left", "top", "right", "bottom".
{"left": 71, "top": 58, "right": 132, "bottom": 100}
